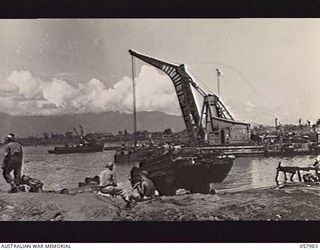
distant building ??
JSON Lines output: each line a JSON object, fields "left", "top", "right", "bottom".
{"left": 85, "top": 132, "right": 115, "bottom": 142}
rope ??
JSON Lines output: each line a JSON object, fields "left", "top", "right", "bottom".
{"left": 185, "top": 67, "right": 213, "bottom": 95}
{"left": 187, "top": 62, "right": 264, "bottom": 98}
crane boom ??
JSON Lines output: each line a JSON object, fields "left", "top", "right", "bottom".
{"left": 73, "top": 127, "right": 81, "bottom": 138}
{"left": 73, "top": 126, "right": 90, "bottom": 143}
{"left": 79, "top": 124, "right": 84, "bottom": 138}
{"left": 128, "top": 49, "right": 250, "bottom": 145}
{"left": 129, "top": 49, "right": 205, "bottom": 144}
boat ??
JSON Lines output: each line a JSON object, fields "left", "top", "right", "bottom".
{"left": 48, "top": 142, "right": 104, "bottom": 154}
{"left": 114, "top": 145, "right": 154, "bottom": 163}
{"left": 104, "top": 145, "right": 121, "bottom": 151}
{"left": 130, "top": 149, "right": 235, "bottom": 195}
{"left": 48, "top": 125, "right": 104, "bottom": 154}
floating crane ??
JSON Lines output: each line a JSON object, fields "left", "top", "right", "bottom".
{"left": 129, "top": 49, "right": 251, "bottom": 146}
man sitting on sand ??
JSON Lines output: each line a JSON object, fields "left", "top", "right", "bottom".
{"left": 125, "top": 171, "right": 158, "bottom": 208}
{"left": 132, "top": 171, "right": 157, "bottom": 200}
{"left": 98, "top": 162, "right": 125, "bottom": 197}
{"left": 98, "top": 163, "right": 158, "bottom": 205}
{"left": 100, "top": 162, "right": 117, "bottom": 187}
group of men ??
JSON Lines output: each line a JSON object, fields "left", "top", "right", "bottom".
{"left": 1, "top": 133, "right": 157, "bottom": 204}
{"left": 98, "top": 162, "right": 157, "bottom": 204}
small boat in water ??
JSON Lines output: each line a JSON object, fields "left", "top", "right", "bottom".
{"left": 48, "top": 142, "right": 104, "bottom": 154}
{"left": 130, "top": 149, "right": 235, "bottom": 195}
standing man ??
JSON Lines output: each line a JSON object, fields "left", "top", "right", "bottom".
{"left": 2, "top": 133, "right": 23, "bottom": 193}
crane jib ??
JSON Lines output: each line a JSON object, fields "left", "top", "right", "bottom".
{"left": 129, "top": 49, "right": 204, "bottom": 144}
{"left": 128, "top": 49, "right": 249, "bottom": 145}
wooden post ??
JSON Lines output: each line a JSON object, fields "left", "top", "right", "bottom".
{"left": 275, "top": 169, "right": 280, "bottom": 185}
{"left": 290, "top": 172, "right": 295, "bottom": 182}
{"left": 284, "top": 172, "right": 287, "bottom": 182}
{"left": 275, "top": 162, "right": 281, "bottom": 185}
{"left": 297, "top": 170, "right": 302, "bottom": 182}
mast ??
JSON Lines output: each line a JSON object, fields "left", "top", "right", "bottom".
{"left": 216, "top": 69, "right": 221, "bottom": 98}
{"left": 131, "top": 55, "right": 137, "bottom": 148}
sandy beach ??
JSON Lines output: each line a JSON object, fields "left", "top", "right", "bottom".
{"left": 1, "top": 183, "right": 319, "bottom": 221}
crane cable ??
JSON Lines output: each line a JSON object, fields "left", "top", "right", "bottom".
{"left": 186, "top": 62, "right": 264, "bottom": 98}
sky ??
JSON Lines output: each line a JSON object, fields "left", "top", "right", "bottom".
{"left": 1, "top": 19, "right": 320, "bottom": 125}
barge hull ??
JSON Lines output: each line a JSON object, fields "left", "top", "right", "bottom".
{"left": 131, "top": 154, "right": 234, "bottom": 195}
{"left": 48, "top": 145, "right": 104, "bottom": 154}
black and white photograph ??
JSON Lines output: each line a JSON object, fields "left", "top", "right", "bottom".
{"left": 1, "top": 17, "right": 320, "bottom": 233}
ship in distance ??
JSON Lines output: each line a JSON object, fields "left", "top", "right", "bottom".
{"left": 48, "top": 125, "right": 104, "bottom": 154}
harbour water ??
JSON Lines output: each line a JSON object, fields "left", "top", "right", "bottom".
{"left": 0, "top": 146, "right": 317, "bottom": 193}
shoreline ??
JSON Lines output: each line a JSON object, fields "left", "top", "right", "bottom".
{"left": 0, "top": 183, "right": 319, "bottom": 221}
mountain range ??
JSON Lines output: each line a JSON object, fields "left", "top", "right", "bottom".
{"left": 0, "top": 111, "right": 185, "bottom": 138}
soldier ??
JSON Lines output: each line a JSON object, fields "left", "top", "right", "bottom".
{"left": 99, "top": 162, "right": 117, "bottom": 187}
{"left": 2, "top": 133, "right": 23, "bottom": 193}
{"left": 125, "top": 171, "right": 158, "bottom": 209}
{"left": 135, "top": 171, "right": 156, "bottom": 199}
{"left": 99, "top": 162, "right": 125, "bottom": 197}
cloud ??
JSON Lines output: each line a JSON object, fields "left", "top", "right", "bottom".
{"left": 0, "top": 81, "right": 19, "bottom": 95}
{"left": 43, "top": 78, "right": 78, "bottom": 108}
{"left": 3, "top": 66, "right": 307, "bottom": 125}
{"left": 0, "top": 65, "right": 181, "bottom": 116}
{"left": 7, "top": 71, "right": 43, "bottom": 99}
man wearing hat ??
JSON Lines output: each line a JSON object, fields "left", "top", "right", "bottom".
{"left": 98, "top": 161, "right": 126, "bottom": 197}
{"left": 2, "top": 133, "right": 23, "bottom": 192}
{"left": 99, "top": 161, "right": 117, "bottom": 187}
